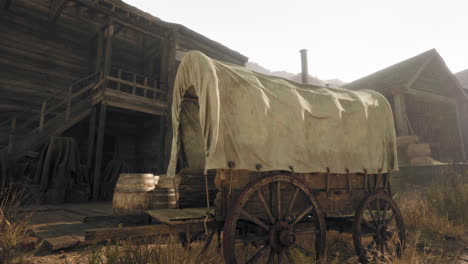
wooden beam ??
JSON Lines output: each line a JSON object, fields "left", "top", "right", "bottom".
{"left": 393, "top": 93, "right": 410, "bottom": 136}
{"left": 49, "top": 0, "right": 69, "bottom": 23}
{"left": 71, "top": 0, "right": 169, "bottom": 40}
{"left": 92, "top": 103, "right": 107, "bottom": 200}
{"left": 406, "top": 88, "right": 455, "bottom": 104}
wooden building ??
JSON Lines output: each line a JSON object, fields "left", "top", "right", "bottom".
{"left": 344, "top": 49, "right": 467, "bottom": 165}
{"left": 0, "top": 0, "right": 247, "bottom": 201}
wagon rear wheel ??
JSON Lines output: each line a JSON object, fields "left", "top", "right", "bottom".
{"left": 353, "top": 192, "right": 405, "bottom": 264}
{"left": 223, "top": 175, "right": 327, "bottom": 264}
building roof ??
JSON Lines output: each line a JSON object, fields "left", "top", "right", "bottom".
{"left": 455, "top": 69, "right": 468, "bottom": 90}
{"left": 110, "top": 0, "right": 248, "bottom": 63}
{"left": 344, "top": 49, "right": 467, "bottom": 100}
{"left": 343, "top": 49, "right": 436, "bottom": 92}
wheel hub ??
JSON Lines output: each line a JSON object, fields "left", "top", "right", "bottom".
{"left": 279, "top": 229, "right": 296, "bottom": 246}
{"left": 269, "top": 221, "right": 295, "bottom": 250}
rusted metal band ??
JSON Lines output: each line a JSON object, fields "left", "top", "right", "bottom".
{"left": 326, "top": 167, "right": 331, "bottom": 194}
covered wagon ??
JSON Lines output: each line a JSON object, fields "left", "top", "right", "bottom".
{"left": 164, "top": 51, "right": 405, "bottom": 263}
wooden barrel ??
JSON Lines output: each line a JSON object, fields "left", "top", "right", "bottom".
{"left": 112, "top": 173, "right": 156, "bottom": 215}
{"left": 148, "top": 174, "right": 178, "bottom": 209}
{"left": 148, "top": 188, "right": 177, "bottom": 209}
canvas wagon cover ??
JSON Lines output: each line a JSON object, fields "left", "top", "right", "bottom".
{"left": 167, "top": 51, "right": 397, "bottom": 175}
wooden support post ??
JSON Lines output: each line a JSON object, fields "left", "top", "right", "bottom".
{"left": 7, "top": 117, "right": 16, "bottom": 153}
{"left": 86, "top": 106, "right": 97, "bottom": 168}
{"left": 103, "top": 21, "right": 114, "bottom": 88}
{"left": 92, "top": 103, "right": 107, "bottom": 200}
{"left": 393, "top": 93, "right": 410, "bottom": 136}
{"left": 163, "top": 30, "right": 178, "bottom": 165}
{"left": 95, "top": 30, "right": 104, "bottom": 75}
{"left": 153, "top": 80, "right": 157, "bottom": 100}
{"left": 158, "top": 115, "right": 166, "bottom": 172}
{"left": 455, "top": 101, "right": 466, "bottom": 161}
{"left": 39, "top": 100, "right": 47, "bottom": 132}
{"left": 66, "top": 86, "right": 72, "bottom": 120}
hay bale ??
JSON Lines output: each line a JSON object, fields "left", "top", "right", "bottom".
{"left": 410, "top": 157, "right": 443, "bottom": 166}
{"left": 397, "top": 136, "right": 419, "bottom": 148}
{"left": 406, "top": 143, "right": 431, "bottom": 158}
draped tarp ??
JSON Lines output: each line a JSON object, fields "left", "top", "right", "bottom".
{"left": 167, "top": 51, "right": 398, "bottom": 175}
{"left": 33, "top": 136, "right": 89, "bottom": 203}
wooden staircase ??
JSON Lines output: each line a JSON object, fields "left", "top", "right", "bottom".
{"left": 0, "top": 73, "right": 104, "bottom": 160}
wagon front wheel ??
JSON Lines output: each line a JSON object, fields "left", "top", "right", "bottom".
{"left": 353, "top": 192, "right": 405, "bottom": 264}
{"left": 223, "top": 175, "right": 327, "bottom": 264}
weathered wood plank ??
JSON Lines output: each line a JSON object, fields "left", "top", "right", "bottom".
{"left": 49, "top": 0, "right": 68, "bottom": 23}
{"left": 84, "top": 222, "right": 219, "bottom": 241}
{"left": 147, "top": 208, "right": 214, "bottom": 225}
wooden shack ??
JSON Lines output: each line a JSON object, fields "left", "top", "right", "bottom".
{"left": 344, "top": 49, "right": 467, "bottom": 165}
{"left": 0, "top": 0, "right": 247, "bottom": 201}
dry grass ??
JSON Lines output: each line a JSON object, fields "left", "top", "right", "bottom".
{"left": 0, "top": 183, "right": 36, "bottom": 264}
{"left": 12, "top": 172, "right": 468, "bottom": 264}
{"left": 396, "top": 175, "right": 466, "bottom": 237}
{"left": 86, "top": 234, "right": 224, "bottom": 264}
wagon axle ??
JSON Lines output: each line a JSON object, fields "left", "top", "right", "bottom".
{"left": 270, "top": 222, "right": 296, "bottom": 250}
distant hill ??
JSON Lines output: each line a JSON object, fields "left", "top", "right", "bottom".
{"left": 246, "top": 61, "right": 344, "bottom": 87}
{"left": 455, "top": 69, "right": 468, "bottom": 90}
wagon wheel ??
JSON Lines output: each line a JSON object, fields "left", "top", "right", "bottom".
{"left": 223, "top": 175, "right": 327, "bottom": 264}
{"left": 353, "top": 192, "right": 405, "bottom": 264}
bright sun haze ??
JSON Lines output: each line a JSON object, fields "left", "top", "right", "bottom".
{"left": 125, "top": 0, "right": 467, "bottom": 82}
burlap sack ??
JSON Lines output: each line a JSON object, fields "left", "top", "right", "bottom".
{"left": 407, "top": 143, "right": 431, "bottom": 158}
{"left": 397, "top": 136, "right": 419, "bottom": 148}
{"left": 410, "top": 156, "right": 443, "bottom": 166}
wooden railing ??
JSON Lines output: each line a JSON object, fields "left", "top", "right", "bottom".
{"left": 106, "top": 67, "right": 166, "bottom": 100}
{"left": 0, "top": 73, "right": 102, "bottom": 153}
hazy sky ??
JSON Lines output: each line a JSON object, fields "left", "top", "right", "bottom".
{"left": 126, "top": 0, "right": 468, "bottom": 82}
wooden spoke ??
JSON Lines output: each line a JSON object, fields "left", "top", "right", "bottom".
{"left": 380, "top": 239, "right": 385, "bottom": 254}
{"left": 385, "top": 212, "right": 396, "bottom": 224}
{"left": 292, "top": 243, "right": 315, "bottom": 257}
{"left": 245, "top": 244, "right": 269, "bottom": 264}
{"left": 256, "top": 190, "right": 275, "bottom": 224}
{"left": 266, "top": 248, "right": 276, "bottom": 263}
{"left": 376, "top": 199, "right": 381, "bottom": 223}
{"left": 276, "top": 181, "right": 282, "bottom": 220}
{"left": 277, "top": 250, "right": 284, "bottom": 263}
{"left": 285, "top": 187, "right": 300, "bottom": 218}
{"left": 241, "top": 210, "right": 270, "bottom": 231}
{"left": 381, "top": 202, "right": 389, "bottom": 223}
{"left": 362, "top": 219, "right": 377, "bottom": 230}
{"left": 366, "top": 239, "right": 376, "bottom": 249}
{"left": 223, "top": 175, "right": 327, "bottom": 264}
{"left": 367, "top": 206, "right": 378, "bottom": 224}
{"left": 291, "top": 205, "right": 314, "bottom": 226}
{"left": 353, "top": 192, "right": 406, "bottom": 264}
{"left": 285, "top": 249, "right": 295, "bottom": 264}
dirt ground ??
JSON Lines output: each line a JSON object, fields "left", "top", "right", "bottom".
{"left": 11, "top": 229, "right": 467, "bottom": 264}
